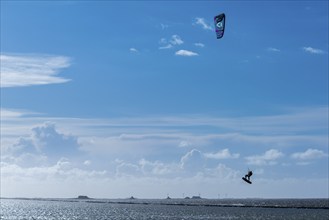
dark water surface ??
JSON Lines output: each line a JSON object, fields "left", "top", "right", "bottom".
{"left": 1, "top": 198, "right": 328, "bottom": 220}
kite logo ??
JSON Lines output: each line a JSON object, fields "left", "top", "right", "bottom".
{"left": 216, "top": 22, "right": 223, "bottom": 28}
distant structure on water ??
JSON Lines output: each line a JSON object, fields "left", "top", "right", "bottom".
{"left": 77, "top": 195, "right": 90, "bottom": 199}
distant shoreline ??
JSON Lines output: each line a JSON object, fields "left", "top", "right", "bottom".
{"left": 1, "top": 197, "right": 328, "bottom": 200}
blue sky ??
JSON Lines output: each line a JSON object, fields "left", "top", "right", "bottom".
{"left": 1, "top": 1, "right": 328, "bottom": 199}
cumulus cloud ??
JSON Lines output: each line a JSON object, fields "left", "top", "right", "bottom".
{"left": 194, "top": 17, "right": 213, "bottom": 30}
{"left": 291, "top": 148, "right": 328, "bottom": 160}
{"left": 31, "top": 122, "right": 80, "bottom": 156}
{"left": 4, "top": 122, "right": 81, "bottom": 165}
{"left": 245, "top": 149, "right": 284, "bottom": 165}
{"left": 116, "top": 161, "right": 140, "bottom": 177}
{"left": 108, "top": 148, "right": 241, "bottom": 179}
{"left": 302, "top": 47, "right": 326, "bottom": 54}
{"left": 139, "top": 159, "right": 175, "bottom": 176}
{"left": 0, "top": 54, "right": 71, "bottom": 87}
{"left": 175, "top": 50, "right": 199, "bottom": 56}
{"left": 204, "top": 148, "right": 240, "bottom": 159}
{"left": 180, "top": 149, "right": 205, "bottom": 171}
{"left": 204, "top": 163, "right": 239, "bottom": 179}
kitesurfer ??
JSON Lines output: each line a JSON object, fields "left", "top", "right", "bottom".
{"left": 244, "top": 170, "right": 253, "bottom": 181}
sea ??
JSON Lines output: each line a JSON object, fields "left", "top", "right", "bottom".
{"left": 1, "top": 198, "right": 328, "bottom": 220}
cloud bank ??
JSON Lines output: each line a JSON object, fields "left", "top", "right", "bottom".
{"left": 1, "top": 106, "right": 328, "bottom": 198}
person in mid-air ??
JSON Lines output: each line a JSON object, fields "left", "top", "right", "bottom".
{"left": 245, "top": 170, "right": 253, "bottom": 181}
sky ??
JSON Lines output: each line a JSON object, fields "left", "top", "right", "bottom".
{"left": 0, "top": 1, "right": 328, "bottom": 199}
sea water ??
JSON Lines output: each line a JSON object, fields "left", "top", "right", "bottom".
{"left": 1, "top": 198, "right": 328, "bottom": 220}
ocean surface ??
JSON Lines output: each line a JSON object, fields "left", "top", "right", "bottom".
{"left": 1, "top": 198, "right": 328, "bottom": 220}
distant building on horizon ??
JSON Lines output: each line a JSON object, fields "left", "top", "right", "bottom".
{"left": 77, "top": 195, "right": 90, "bottom": 199}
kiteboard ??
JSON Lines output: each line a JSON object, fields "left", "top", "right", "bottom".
{"left": 242, "top": 177, "right": 252, "bottom": 184}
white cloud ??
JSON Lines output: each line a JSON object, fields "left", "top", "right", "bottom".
{"left": 302, "top": 47, "right": 326, "bottom": 54}
{"left": 116, "top": 161, "right": 140, "bottom": 177}
{"left": 204, "top": 148, "right": 240, "bottom": 159}
{"left": 0, "top": 108, "right": 35, "bottom": 118}
{"left": 0, "top": 54, "right": 71, "bottom": 87}
{"left": 194, "top": 17, "right": 213, "bottom": 31}
{"left": 160, "top": 23, "right": 169, "bottom": 30}
{"left": 175, "top": 50, "right": 198, "bottom": 56}
{"left": 2, "top": 153, "right": 48, "bottom": 168}
{"left": 129, "top": 48, "right": 138, "bottom": 53}
{"left": 267, "top": 47, "right": 280, "bottom": 52}
{"left": 180, "top": 149, "right": 205, "bottom": 171}
{"left": 204, "top": 163, "right": 239, "bottom": 179}
{"left": 2, "top": 122, "right": 81, "bottom": 165}
{"left": 159, "top": 44, "right": 173, "bottom": 50}
{"left": 178, "top": 140, "right": 192, "bottom": 148}
{"left": 94, "top": 150, "right": 240, "bottom": 181}
{"left": 158, "top": 35, "right": 183, "bottom": 50}
{"left": 291, "top": 148, "right": 328, "bottom": 160}
{"left": 114, "top": 158, "right": 178, "bottom": 177}
{"left": 139, "top": 159, "right": 175, "bottom": 176}
{"left": 245, "top": 149, "right": 284, "bottom": 165}
{"left": 31, "top": 122, "right": 80, "bottom": 156}
{"left": 1, "top": 159, "right": 107, "bottom": 186}
{"left": 0, "top": 108, "right": 42, "bottom": 119}
{"left": 84, "top": 160, "right": 91, "bottom": 166}
{"left": 170, "top": 35, "right": 184, "bottom": 45}
{"left": 194, "top": 43, "right": 205, "bottom": 48}
{"left": 159, "top": 38, "right": 167, "bottom": 44}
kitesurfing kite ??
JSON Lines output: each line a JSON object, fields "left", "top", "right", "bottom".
{"left": 242, "top": 169, "right": 253, "bottom": 184}
{"left": 214, "top": 13, "right": 226, "bottom": 39}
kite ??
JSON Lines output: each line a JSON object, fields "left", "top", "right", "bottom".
{"left": 214, "top": 13, "right": 226, "bottom": 39}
